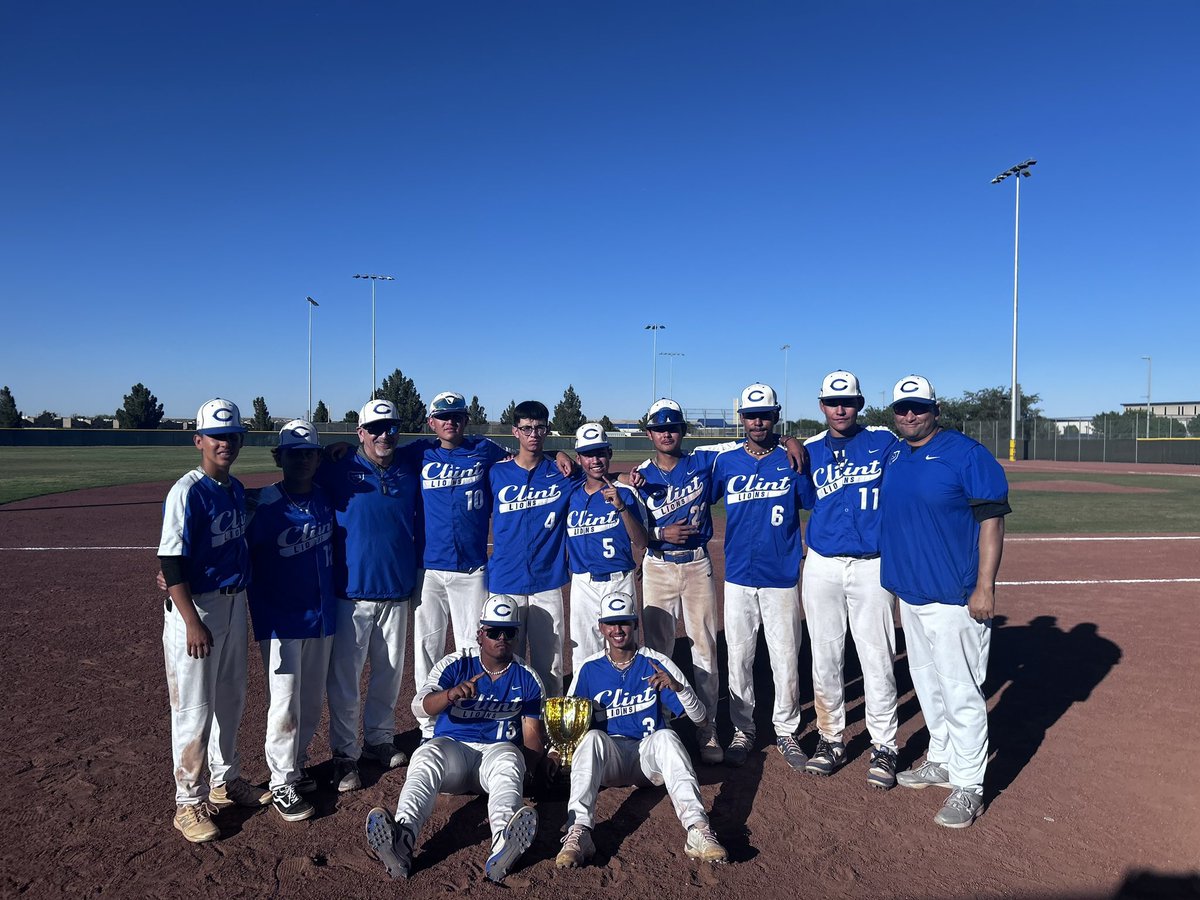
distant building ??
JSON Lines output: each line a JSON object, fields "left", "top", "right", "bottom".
{"left": 1121, "top": 400, "right": 1199, "bottom": 425}
{"left": 1043, "top": 416, "right": 1096, "bottom": 436}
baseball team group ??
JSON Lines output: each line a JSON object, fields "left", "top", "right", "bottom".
{"left": 157, "top": 367, "right": 1010, "bottom": 883}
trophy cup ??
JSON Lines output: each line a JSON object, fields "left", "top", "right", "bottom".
{"left": 543, "top": 696, "right": 593, "bottom": 766}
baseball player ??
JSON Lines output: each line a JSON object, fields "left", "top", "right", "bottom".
{"left": 556, "top": 592, "right": 727, "bottom": 868}
{"left": 321, "top": 398, "right": 420, "bottom": 792}
{"left": 709, "top": 384, "right": 814, "bottom": 771}
{"left": 800, "top": 371, "right": 901, "bottom": 788}
{"left": 880, "top": 375, "right": 1010, "bottom": 828}
{"left": 365, "top": 594, "right": 549, "bottom": 884}
{"left": 158, "top": 398, "right": 270, "bottom": 843}
{"left": 565, "top": 423, "right": 648, "bottom": 664}
{"left": 245, "top": 420, "right": 337, "bottom": 822}
{"left": 486, "top": 400, "right": 582, "bottom": 697}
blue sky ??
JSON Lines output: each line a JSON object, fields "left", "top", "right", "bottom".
{"left": 2, "top": 1, "right": 1196, "bottom": 424}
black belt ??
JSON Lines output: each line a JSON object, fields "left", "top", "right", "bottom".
{"left": 217, "top": 586, "right": 244, "bottom": 595}
{"left": 587, "top": 571, "right": 628, "bottom": 582}
{"left": 647, "top": 547, "right": 707, "bottom": 563}
{"left": 836, "top": 553, "right": 880, "bottom": 561}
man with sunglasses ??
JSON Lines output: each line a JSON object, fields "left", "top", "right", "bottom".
{"left": 487, "top": 400, "right": 582, "bottom": 696}
{"left": 565, "top": 423, "right": 648, "bottom": 664}
{"left": 366, "top": 594, "right": 548, "bottom": 884}
{"left": 880, "top": 375, "right": 1010, "bottom": 828}
{"left": 322, "top": 399, "right": 420, "bottom": 792}
{"left": 800, "top": 371, "right": 901, "bottom": 788}
{"left": 556, "top": 591, "right": 727, "bottom": 869}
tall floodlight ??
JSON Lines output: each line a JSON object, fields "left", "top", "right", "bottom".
{"left": 306, "top": 296, "right": 320, "bottom": 421}
{"left": 1142, "top": 355, "right": 1152, "bottom": 438}
{"left": 991, "top": 157, "right": 1037, "bottom": 461}
{"left": 660, "top": 352, "right": 684, "bottom": 397}
{"left": 645, "top": 324, "right": 666, "bottom": 404}
{"left": 780, "top": 343, "right": 791, "bottom": 434}
{"left": 353, "top": 273, "right": 395, "bottom": 399}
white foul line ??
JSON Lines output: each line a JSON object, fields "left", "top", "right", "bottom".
{"left": 1000, "top": 578, "right": 1200, "bottom": 586}
{"left": 0, "top": 546, "right": 156, "bottom": 551}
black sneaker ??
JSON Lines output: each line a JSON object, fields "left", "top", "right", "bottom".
{"left": 272, "top": 783, "right": 315, "bottom": 822}
{"left": 776, "top": 735, "right": 808, "bottom": 771}
{"left": 804, "top": 738, "right": 846, "bottom": 776}
{"left": 867, "top": 746, "right": 898, "bottom": 790}
{"left": 295, "top": 769, "right": 317, "bottom": 794}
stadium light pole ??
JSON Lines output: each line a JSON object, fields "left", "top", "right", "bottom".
{"left": 645, "top": 324, "right": 666, "bottom": 404}
{"left": 354, "top": 273, "right": 395, "bottom": 400}
{"left": 306, "top": 296, "right": 320, "bottom": 421}
{"left": 1142, "top": 355, "right": 1152, "bottom": 438}
{"left": 780, "top": 343, "right": 791, "bottom": 434}
{"left": 991, "top": 157, "right": 1036, "bottom": 462}
{"left": 660, "top": 352, "right": 684, "bottom": 397}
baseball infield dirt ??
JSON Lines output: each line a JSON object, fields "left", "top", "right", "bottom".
{"left": 1, "top": 473, "right": 1197, "bottom": 899}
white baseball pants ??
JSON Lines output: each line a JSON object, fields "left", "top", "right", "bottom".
{"left": 567, "top": 729, "right": 707, "bottom": 832}
{"left": 724, "top": 581, "right": 803, "bottom": 738}
{"left": 899, "top": 599, "right": 991, "bottom": 792}
{"left": 260, "top": 635, "right": 333, "bottom": 789}
{"left": 569, "top": 570, "right": 636, "bottom": 667}
{"left": 640, "top": 556, "right": 719, "bottom": 722}
{"left": 327, "top": 597, "right": 410, "bottom": 758}
{"left": 801, "top": 551, "right": 898, "bottom": 750}
{"left": 414, "top": 568, "right": 488, "bottom": 737}
{"left": 394, "top": 738, "right": 527, "bottom": 841}
{"left": 162, "top": 590, "right": 248, "bottom": 804}
{"left": 510, "top": 588, "right": 565, "bottom": 698}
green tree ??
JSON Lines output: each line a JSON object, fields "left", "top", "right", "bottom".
{"left": 499, "top": 400, "right": 517, "bottom": 426}
{"left": 116, "top": 383, "right": 165, "bottom": 429}
{"left": 32, "top": 410, "right": 60, "bottom": 428}
{"left": 1091, "top": 410, "right": 1141, "bottom": 439}
{"left": 467, "top": 395, "right": 488, "bottom": 429}
{"left": 378, "top": 368, "right": 426, "bottom": 433}
{"left": 250, "top": 396, "right": 272, "bottom": 431}
{"left": 0, "top": 386, "right": 23, "bottom": 428}
{"left": 344, "top": 409, "right": 359, "bottom": 424}
{"left": 552, "top": 385, "right": 586, "bottom": 435}
{"left": 599, "top": 414, "right": 616, "bottom": 432}
{"left": 938, "top": 385, "right": 1041, "bottom": 432}
{"left": 312, "top": 400, "right": 330, "bottom": 424}
{"left": 859, "top": 406, "right": 893, "bottom": 428}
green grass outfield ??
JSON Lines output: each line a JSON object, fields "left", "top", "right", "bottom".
{"left": 1, "top": 447, "right": 1196, "bottom": 534}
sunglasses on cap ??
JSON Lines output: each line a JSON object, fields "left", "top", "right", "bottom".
{"left": 363, "top": 422, "right": 400, "bottom": 437}
{"left": 481, "top": 626, "right": 518, "bottom": 641}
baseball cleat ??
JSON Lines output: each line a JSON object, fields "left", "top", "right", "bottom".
{"left": 363, "top": 741, "right": 408, "bottom": 769}
{"left": 896, "top": 760, "right": 952, "bottom": 790}
{"left": 174, "top": 801, "right": 220, "bottom": 843}
{"left": 725, "top": 730, "right": 754, "bottom": 767}
{"left": 775, "top": 735, "right": 808, "bottom": 771}
{"left": 332, "top": 756, "right": 362, "bottom": 793}
{"left": 867, "top": 746, "right": 899, "bottom": 790}
{"left": 209, "top": 777, "right": 272, "bottom": 809}
{"left": 555, "top": 823, "right": 596, "bottom": 868}
{"left": 804, "top": 738, "right": 846, "bottom": 776}
{"left": 934, "top": 789, "right": 984, "bottom": 828}
{"left": 366, "top": 807, "right": 414, "bottom": 879}
{"left": 485, "top": 805, "right": 538, "bottom": 883}
{"left": 697, "top": 724, "right": 724, "bottom": 765}
{"left": 271, "top": 783, "right": 315, "bottom": 822}
{"left": 684, "top": 823, "right": 728, "bottom": 863}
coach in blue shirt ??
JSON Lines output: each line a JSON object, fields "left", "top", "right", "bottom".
{"left": 879, "top": 375, "right": 1010, "bottom": 829}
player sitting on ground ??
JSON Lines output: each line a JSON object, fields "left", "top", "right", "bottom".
{"left": 365, "top": 594, "right": 553, "bottom": 884}
{"left": 556, "top": 591, "right": 727, "bottom": 868}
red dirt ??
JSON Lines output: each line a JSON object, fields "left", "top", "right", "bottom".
{"left": 1, "top": 476, "right": 1198, "bottom": 899}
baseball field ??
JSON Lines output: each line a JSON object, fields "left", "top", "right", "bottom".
{"left": 1, "top": 454, "right": 1197, "bottom": 898}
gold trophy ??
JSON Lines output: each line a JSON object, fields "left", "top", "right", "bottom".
{"left": 543, "top": 696, "right": 593, "bottom": 766}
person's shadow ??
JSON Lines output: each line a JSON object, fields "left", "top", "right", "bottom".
{"left": 901, "top": 614, "right": 1122, "bottom": 802}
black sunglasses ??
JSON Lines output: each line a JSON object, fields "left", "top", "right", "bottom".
{"left": 893, "top": 402, "right": 934, "bottom": 416}
{"left": 482, "top": 626, "right": 518, "bottom": 641}
{"left": 363, "top": 422, "right": 399, "bottom": 437}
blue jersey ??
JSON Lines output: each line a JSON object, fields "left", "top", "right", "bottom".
{"left": 420, "top": 649, "right": 545, "bottom": 744}
{"left": 319, "top": 450, "right": 419, "bottom": 600}
{"left": 565, "top": 482, "right": 647, "bottom": 576}
{"left": 409, "top": 436, "right": 508, "bottom": 572}
{"left": 158, "top": 468, "right": 250, "bottom": 594}
{"left": 568, "top": 647, "right": 705, "bottom": 740}
{"left": 245, "top": 484, "right": 337, "bottom": 641}
{"left": 879, "top": 429, "right": 1010, "bottom": 606}
{"left": 803, "top": 426, "right": 899, "bottom": 557}
{"left": 487, "top": 458, "right": 581, "bottom": 594}
{"left": 710, "top": 444, "right": 814, "bottom": 588}
{"left": 633, "top": 447, "right": 727, "bottom": 552}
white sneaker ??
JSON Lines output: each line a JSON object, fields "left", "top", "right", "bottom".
{"left": 485, "top": 806, "right": 538, "bottom": 883}
{"left": 896, "top": 759, "right": 952, "bottom": 790}
{"left": 684, "top": 823, "right": 727, "bottom": 863}
{"left": 363, "top": 741, "right": 408, "bottom": 769}
{"left": 934, "top": 789, "right": 984, "bottom": 828}
{"left": 332, "top": 756, "right": 361, "bottom": 793}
